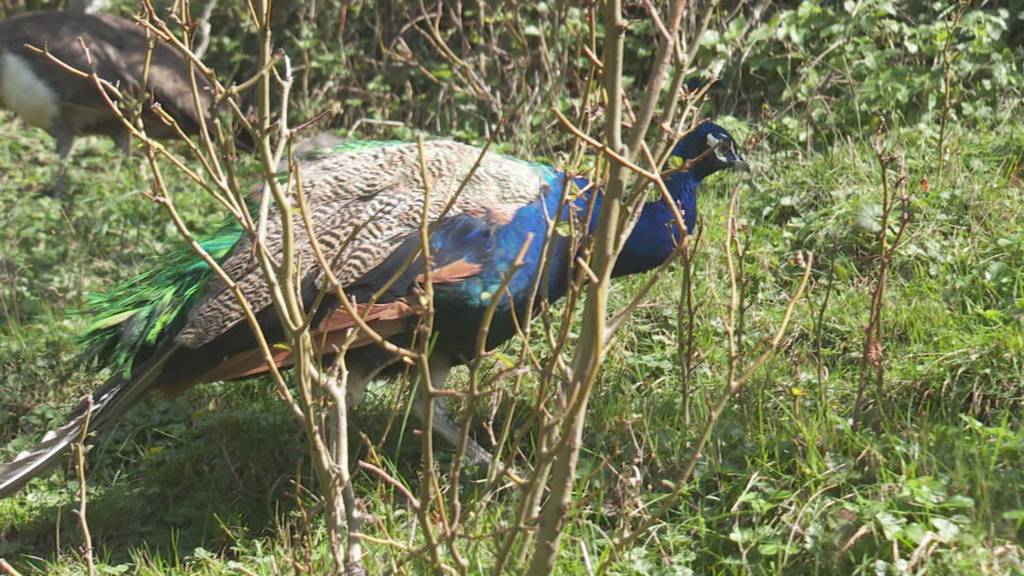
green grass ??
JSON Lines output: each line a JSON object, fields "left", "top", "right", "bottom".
{"left": 0, "top": 109, "right": 1023, "bottom": 574}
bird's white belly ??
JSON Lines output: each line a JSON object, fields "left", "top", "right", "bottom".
{"left": 0, "top": 51, "right": 60, "bottom": 132}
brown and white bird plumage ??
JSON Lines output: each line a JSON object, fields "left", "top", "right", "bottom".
{"left": 0, "top": 10, "right": 247, "bottom": 191}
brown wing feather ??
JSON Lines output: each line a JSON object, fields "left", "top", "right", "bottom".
{"left": 417, "top": 258, "right": 483, "bottom": 284}
{"left": 169, "top": 256, "right": 485, "bottom": 392}
{"left": 174, "top": 301, "right": 420, "bottom": 391}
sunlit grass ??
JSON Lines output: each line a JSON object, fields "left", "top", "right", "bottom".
{"left": 1, "top": 110, "right": 1022, "bottom": 574}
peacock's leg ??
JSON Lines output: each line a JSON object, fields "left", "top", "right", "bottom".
{"left": 416, "top": 355, "right": 492, "bottom": 467}
{"left": 49, "top": 128, "right": 76, "bottom": 198}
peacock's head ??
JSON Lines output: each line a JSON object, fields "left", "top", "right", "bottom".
{"left": 668, "top": 121, "right": 748, "bottom": 179}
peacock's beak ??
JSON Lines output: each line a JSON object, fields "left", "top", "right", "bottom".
{"left": 729, "top": 152, "right": 751, "bottom": 173}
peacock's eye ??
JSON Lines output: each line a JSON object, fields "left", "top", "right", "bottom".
{"left": 712, "top": 138, "right": 733, "bottom": 161}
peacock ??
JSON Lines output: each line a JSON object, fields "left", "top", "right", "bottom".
{"left": 0, "top": 122, "right": 747, "bottom": 498}
{"left": 0, "top": 10, "right": 251, "bottom": 193}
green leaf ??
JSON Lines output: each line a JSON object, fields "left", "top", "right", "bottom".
{"left": 931, "top": 517, "right": 960, "bottom": 542}
{"left": 875, "top": 511, "right": 905, "bottom": 540}
{"left": 1002, "top": 510, "right": 1024, "bottom": 521}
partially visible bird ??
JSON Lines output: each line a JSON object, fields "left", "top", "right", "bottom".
{"left": 0, "top": 123, "right": 747, "bottom": 498}
{"left": 0, "top": 10, "right": 249, "bottom": 193}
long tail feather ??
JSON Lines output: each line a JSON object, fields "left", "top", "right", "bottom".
{"left": 0, "top": 344, "right": 178, "bottom": 499}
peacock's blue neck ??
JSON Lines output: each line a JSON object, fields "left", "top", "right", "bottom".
{"left": 613, "top": 171, "right": 699, "bottom": 277}
{"left": 431, "top": 166, "right": 704, "bottom": 310}
{"left": 580, "top": 169, "right": 701, "bottom": 277}
{"left": 503, "top": 167, "right": 705, "bottom": 298}
{"left": 428, "top": 165, "right": 705, "bottom": 359}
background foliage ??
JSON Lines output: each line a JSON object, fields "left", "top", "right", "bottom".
{"left": 0, "top": 0, "right": 1022, "bottom": 574}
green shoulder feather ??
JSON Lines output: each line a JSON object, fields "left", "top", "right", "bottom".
{"left": 78, "top": 219, "right": 243, "bottom": 374}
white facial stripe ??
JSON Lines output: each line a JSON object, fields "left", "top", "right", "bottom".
{"left": 707, "top": 132, "right": 733, "bottom": 162}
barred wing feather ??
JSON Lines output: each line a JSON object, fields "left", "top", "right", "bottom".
{"left": 178, "top": 140, "right": 548, "bottom": 348}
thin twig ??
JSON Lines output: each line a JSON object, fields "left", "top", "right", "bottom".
{"left": 73, "top": 396, "right": 95, "bottom": 576}
{"left": 0, "top": 559, "right": 24, "bottom": 576}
